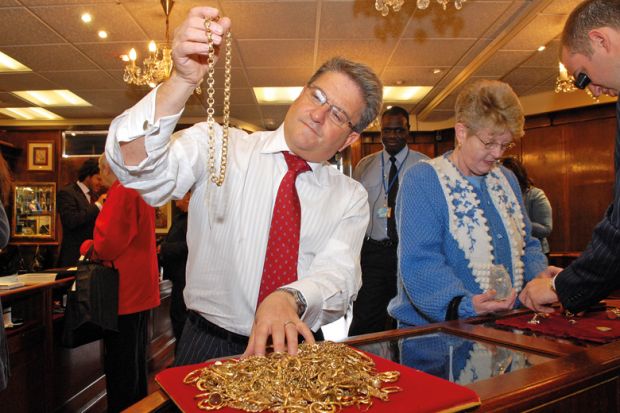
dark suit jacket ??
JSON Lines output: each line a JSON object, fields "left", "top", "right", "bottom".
{"left": 159, "top": 211, "right": 188, "bottom": 340}
{"left": 159, "top": 212, "right": 188, "bottom": 285}
{"left": 556, "top": 100, "right": 620, "bottom": 312}
{"left": 57, "top": 182, "right": 100, "bottom": 267}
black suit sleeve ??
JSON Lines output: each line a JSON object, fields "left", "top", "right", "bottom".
{"left": 556, "top": 101, "right": 620, "bottom": 313}
{"left": 57, "top": 187, "right": 99, "bottom": 230}
{"left": 0, "top": 204, "right": 9, "bottom": 249}
{"left": 159, "top": 239, "right": 188, "bottom": 263}
{"left": 158, "top": 214, "right": 188, "bottom": 283}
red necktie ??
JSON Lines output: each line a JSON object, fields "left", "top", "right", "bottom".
{"left": 257, "top": 151, "right": 311, "bottom": 304}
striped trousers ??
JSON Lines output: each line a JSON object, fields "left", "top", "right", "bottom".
{"left": 174, "top": 311, "right": 248, "bottom": 366}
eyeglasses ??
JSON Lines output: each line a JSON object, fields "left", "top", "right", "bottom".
{"left": 573, "top": 72, "right": 592, "bottom": 90}
{"left": 474, "top": 134, "right": 515, "bottom": 152}
{"left": 305, "top": 85, "right": 355, "bottom": 130}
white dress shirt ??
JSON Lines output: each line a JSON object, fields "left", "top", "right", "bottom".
{"left": 76, "top": 180, "right": 92, "bottom": 202}
{"left": 77, "top": 180, "right": 102, "bottom": 210}
{"left": 105, "top": 88, "right": 369, "bottom": 336}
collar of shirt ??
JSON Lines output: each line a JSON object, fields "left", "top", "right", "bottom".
{"left": 76, "top": 180, "right": 91, "bottom": 200}
{"left": 382, "top": 145, "right": 410, "bottom": 166}
{"left": 260, "top": 124, "right": 326, "bottom": 186}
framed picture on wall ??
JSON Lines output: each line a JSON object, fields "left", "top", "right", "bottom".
{"left": 27, "top": 142, "right": 54, "bottom": 171}
{"left": 155, "top": 202, "right": 172, "bottom": 234}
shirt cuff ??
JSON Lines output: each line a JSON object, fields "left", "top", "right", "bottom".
{"left": 115, "top": 84, "right": 183, "bottom": 145}
{"left": 286, "top": 279, "right": 322, "bottom": 330}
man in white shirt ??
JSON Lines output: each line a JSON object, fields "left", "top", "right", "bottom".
{"left": 105, "top": 6, "right": 382, "bottom": 363}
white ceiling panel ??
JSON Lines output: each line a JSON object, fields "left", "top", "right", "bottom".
{"left": 0, "top": 0, "right": 590, "bottom": 129}
{"left": 0, "top": 8, "right": 65, "bottom": 45}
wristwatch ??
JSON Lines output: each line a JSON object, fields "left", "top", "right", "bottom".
{"left": 277, "top": 287, "right": 307, "bottom": 317}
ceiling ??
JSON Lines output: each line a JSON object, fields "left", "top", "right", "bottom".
{"left": 0, "top": 0, "right": 615, "bottom": 132}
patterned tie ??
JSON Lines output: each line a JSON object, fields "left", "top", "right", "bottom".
{"left": 387, "top": 156, "right": 398, "bottom": 241}
{"left": 257, "top": 151, "right": 311, "bottom": 304}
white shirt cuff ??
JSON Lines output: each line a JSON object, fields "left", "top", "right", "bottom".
{"left": 115, "top": 84, "right": 183, "bottom": 145}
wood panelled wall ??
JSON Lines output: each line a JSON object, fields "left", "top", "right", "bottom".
{"left": 352, "top": 103, "right": 616, "bottom": 255}
{"left": 519, "top": 105, "right": 616, "bottom": 253}
{"left": 0, "top": 130, "right": 94, "bottom": 192}
{"left": 0, "top": 129, "right": 99, "bottom": 270}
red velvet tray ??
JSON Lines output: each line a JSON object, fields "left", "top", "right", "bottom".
{"left": 156, "top": 348, "right": 481, "bottom": 413}
{"left": 496, "top": 310, "right": 620, "bottom": 343}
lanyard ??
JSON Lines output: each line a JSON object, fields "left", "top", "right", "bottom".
{"left": 381, "top": 150, "right": 409, "bottom": 197}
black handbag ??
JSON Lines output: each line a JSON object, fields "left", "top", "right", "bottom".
{"left": 61, "top": 246, "right": 119, "bottom": 348}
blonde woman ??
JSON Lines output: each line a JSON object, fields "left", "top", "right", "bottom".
{"left": 389, "top": 80, "right": 550, "bottom": 326}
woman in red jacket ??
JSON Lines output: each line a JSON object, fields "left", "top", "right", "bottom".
{"left": 81, "top": 155, "right": 160, "bottom": 412}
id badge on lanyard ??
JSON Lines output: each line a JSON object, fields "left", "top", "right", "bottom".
{"left": 376, "top": 205, "right": 391, "bottom": 218}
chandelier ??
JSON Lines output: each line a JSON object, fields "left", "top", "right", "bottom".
{"left": 375, "top": 0, "right": 467, "bottom": 16}
{"left": 122, "top": 0, "right": 174, "bottom": 88}
{"left": 554, "top": 62, "right": 576, "bottom": 93}
{"left": 555, "top": 62, "right": 598, "bottom": 101}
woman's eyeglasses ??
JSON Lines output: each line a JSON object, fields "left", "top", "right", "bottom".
{"left": 474, "top": 134, "right": 515, "bottom": 152}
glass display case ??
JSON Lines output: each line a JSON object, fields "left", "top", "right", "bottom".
{"left": 126, "top": 317, "right": 620, "bottom": 413}
{"left": 12, "top": 182, "right": 56, "bottom": 239}
{"left": 354, "top": 331, "right": 552, "bottom": 386}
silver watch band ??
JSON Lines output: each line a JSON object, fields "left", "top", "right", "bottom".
{"left": 277, "top": 287, "right": 307, "bottom": 317}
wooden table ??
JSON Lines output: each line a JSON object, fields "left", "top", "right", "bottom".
{"left": 1, "top": 277, "right": 175, "bottom": 412}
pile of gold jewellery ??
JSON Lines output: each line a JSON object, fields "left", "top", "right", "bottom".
{"left": 204, "top": 17, "right": 232, "bottom": 186}
{"left": 183, "top": 341, "right": 402, "bottom": 412}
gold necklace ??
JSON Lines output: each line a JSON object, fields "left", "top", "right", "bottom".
{"left": 204, "top": 18, "right": 232, "bottom": 187}
{"left": 183, "top": 341, "right": 402, "bottom": 412}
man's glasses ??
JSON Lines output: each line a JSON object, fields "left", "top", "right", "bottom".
{"left": 305, "top": 85, "right": 355, "bottom": 130}
{"left": 573, "top": 72, "right": 591, "bottom": 90}
{"left": 474, "top": 134, "right": 515, "bottom": 152}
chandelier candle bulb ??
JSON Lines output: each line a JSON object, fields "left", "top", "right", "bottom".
{"left": 558, "top": 63, "right": 570, "bottom": 81}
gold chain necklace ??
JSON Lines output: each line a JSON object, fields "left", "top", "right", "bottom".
{"left": 183, "top": 341, "right": 402, "bottom": 412}
{"left": 204, "top": 19, "right": 232, "bottom": 187}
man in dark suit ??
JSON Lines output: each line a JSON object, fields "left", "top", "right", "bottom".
{"left": 158, "top": 191, "right": 190, "bottom": 344}
{"left": 57, "top": 158, "right": 105, "bottom": 267}
{"left": 520, "top": 0, "right": 620, "bottom": 314}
